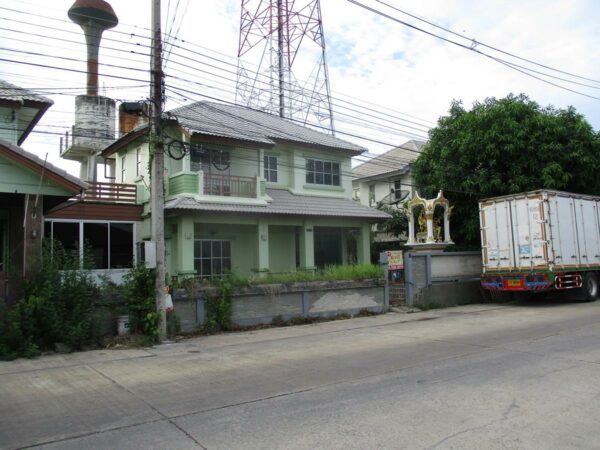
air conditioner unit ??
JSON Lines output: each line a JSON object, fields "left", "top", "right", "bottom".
{"left": 136, "top": 241, "right": 156, "bottom": 268}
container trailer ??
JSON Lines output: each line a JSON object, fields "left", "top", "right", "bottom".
{"left": 479, "top": 190, "right": 600, "bottom": 300}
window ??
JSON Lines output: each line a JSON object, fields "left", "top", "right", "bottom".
{"left": 264, "top": 155, "right": 278, "bottom": 182}
{"left": 306, "top": 158, "right": 340, "bottom": 186}
{"left": 190, "top": 144, "right": 231, "bottom": 174}
{"left": 194, "top": 239, "right": 232, "bottom": 279}
{"left": 45, "top": 221, "right": 134, "bottom": 270}
{"left": 110, "top": 223, "right": 134, "bottom": 268}
{"left": 121, "top": 155, "right": 126, "bottom": 182}
{"left": 84, "top": 222, "right": 108, "bottom": 269}
{"left": 369, "top": 185, "right": 375, "bottom": 206}
{"left": 136, "top": 147, "right": 142, "bottom": 177}
{"left": 394, "top": 180, "right": 405, "bottom": 200}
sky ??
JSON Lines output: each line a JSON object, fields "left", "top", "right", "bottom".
{"left": 2, "top": 0, "right": 599, "bottom": 176}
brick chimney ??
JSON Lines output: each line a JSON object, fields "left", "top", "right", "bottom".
{"left": 119, "top": 102, "right": 148, "bottom": 136}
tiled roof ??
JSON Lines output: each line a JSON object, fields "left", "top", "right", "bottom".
{"left": 165, "top": 188, "right": 390, "bottom": 220}
{"left": 352, "top": 139, "right": 426, "bottom": 180}
{"left": 0, "top": 138, "right": 87, "bottom": 191}
{"left": 169, "top": 101, "right": 366, "bottom": 155}
{"left": 0, "top": 79, "right": 53, "bottom": 105}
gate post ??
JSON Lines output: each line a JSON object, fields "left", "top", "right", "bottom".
{"left": 379, "top": 252, "right": 389, "bottom": 312}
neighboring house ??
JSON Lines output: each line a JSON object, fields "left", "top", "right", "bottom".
{"left": 352, "top": 139, "right": 426, "bottom": 242}
{"left": 99, "top": 101, "right": 389, "bottom": 280}
{"left": 0, "top": 80, "right": 88, "bottom": 301}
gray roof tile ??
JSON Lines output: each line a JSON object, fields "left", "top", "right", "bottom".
{"left": 166, "top": 188, "right": 390, "bottom": 220}
{"left": 169, "top": 101, "right": 366, "bottom": 154}
{"left": 0, "top": 80, "right": 53, "bottom": 105}
{"left": 352, "top": 139, "right": 426, "bottom": 180}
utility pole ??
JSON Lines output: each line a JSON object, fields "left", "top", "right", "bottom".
{"left": 151, "top": 0, "right": 167, "bottom": 340}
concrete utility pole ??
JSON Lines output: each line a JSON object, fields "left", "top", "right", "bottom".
{"left": 151, "top": 0, "right": 167, "bottom": 340}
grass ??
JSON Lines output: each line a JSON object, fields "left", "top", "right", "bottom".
{"left": 226, "top": 263, "right": 383, "bottom": 287}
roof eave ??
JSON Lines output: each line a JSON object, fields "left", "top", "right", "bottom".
{"left": 0, "top": 140, "right": 87, "bottom": 194}
{"left": 352, "top": 165, "right": 411, "bottom": 183}
{"left": 101, "top": 127, "right": 149, "bottom": 158}
{"left": 17, "top": 100, "right": 52, "bottom": 146}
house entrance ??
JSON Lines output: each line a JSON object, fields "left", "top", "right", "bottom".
{"left": 314, "top": 227, "right": 342, "bottom": 268}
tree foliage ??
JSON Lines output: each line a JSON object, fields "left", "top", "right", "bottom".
{"left": 412, "top": 94, "right": 600, "bottom": 247}
{"left": 375, "top": 204, "right": 408, "bottom": 238}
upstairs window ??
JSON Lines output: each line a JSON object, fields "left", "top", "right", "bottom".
{"left": 306, "top": 158, "right": 340, "bottom": 186}
{"left": 190, "top": 144, "right": 231, "bottom": 174}
{"left": 121, "top": 155, "right": 126, "bottom": 183}
{"left": 136, "top": 147, "right": 142, "bottom": 177}
{"left": 264, "top": 155, "right": 278, "bottom": 182}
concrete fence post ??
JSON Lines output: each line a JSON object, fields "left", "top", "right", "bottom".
{"left": 302, "top": 291, "right": 309, "bottom": 317}
{"left": 195, "top": 295, "right": 205, "bottom": 325}
{"left": 405, "top": 252, "right": 414, "bottom": 306}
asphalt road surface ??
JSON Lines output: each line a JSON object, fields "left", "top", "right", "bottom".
{"left": 3, "top": 299, "right": 600, "bottom": 449}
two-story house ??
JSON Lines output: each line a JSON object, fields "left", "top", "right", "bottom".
{"left": 352, "top": 139, "right": 425, "bottom": 242}
{"left": 0, "top": 80, "right": 88, "bottom": 300}
{"left": 100, "top": 101, "right": 389, "bottom": 280}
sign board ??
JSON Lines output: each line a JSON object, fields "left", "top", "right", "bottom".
{"left": 386, "top": 250, "right": 404, "bottom": 270}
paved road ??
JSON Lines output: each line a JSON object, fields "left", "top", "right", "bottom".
{"left": 3, "top": 300, "right": 600, "bottom": 449}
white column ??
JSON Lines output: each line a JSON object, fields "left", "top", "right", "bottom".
{"left": 256, "top": 220, "right": 269, "bottom": 276}
{"left": 444, "top": 207, "right": 452, "bottom": 243}
{"left": 407, "top": 210, "right": 415, "bottom": 244}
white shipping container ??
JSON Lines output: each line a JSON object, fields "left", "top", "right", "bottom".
{"left": 480, "top": 190, "right": 600, "bottom": 273}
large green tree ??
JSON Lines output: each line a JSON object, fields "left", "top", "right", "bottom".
{"left": 412, "top": 94, "right": 600, "bottom": 247}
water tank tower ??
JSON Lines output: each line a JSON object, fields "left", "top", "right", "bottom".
{"left": 62, "top": 0, "right": 118, "bottom": 182}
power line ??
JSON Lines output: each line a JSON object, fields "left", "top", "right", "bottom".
{"left": 1, "top": 21, "right": 432, "bottom": 141}
{"left": 347, "top": 0, "right": 600, "bottom": 101}
{"left": 0, "top": 6, "right": 435, "bottom": 141}
{"left": 373, "top": 0, "right": 600, "bottom": 86}
{"left": 165, "top": 83, "right": 428, "bottom": 151}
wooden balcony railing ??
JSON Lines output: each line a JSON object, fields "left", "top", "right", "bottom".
{"left": 203, "top": 174, "right": 256, "bottom": 198}
{"left": 80, "top": 181, "right": 137, "bottom": 204}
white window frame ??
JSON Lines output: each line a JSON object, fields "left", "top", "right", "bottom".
{"left": 121, "top": 155, "right": 126, "bottom": 183}
{"left": 305, "top": 158, "right": 341, "bottom": 186}
{"left": 45, "top": 219, "right": 136, "bottom": 270}
{"left": 135, "top": 147, "right": 142, "bottom": 177}
{"left": 264, "top": 155, "right": 278, "bottom": 182}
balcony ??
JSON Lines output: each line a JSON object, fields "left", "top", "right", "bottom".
{"left": 79, "top": 181, "right": 137, "bottom": 204}
{"left": 203, "top": 174, "right": 256, "bottom": 198}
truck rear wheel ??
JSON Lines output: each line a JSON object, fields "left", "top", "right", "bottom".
{"left": 582, "top": 272, "right": 599, "bottom": 302}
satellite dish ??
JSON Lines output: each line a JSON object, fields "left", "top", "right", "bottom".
{"left": 377, "top": 189, "right": 410, "bottom": 207}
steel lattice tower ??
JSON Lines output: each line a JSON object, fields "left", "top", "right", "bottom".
{"left": 236, "top": 0, "right": 335, "bottom": 134}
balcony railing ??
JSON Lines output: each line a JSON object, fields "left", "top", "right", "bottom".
{"left": 80, "top": 181, "right": 137, "bottom": 204}
{"left": 204, "top": 174, "right": 256, "bottom": 198}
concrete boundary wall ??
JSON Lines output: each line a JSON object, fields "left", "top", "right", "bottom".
{"left": 404, "top": 251, "right": 484, "bottom": 306}
{"left": 173, "top": 279, "right": 387, "bottom": 330}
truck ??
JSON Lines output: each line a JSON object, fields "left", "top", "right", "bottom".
{"left": 479, "top": 190, "right": 600, "bottom": 301}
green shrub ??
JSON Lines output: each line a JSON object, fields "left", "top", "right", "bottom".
{"left": 205, "top": 280, "right": 233, "bottom": 332}
{"left": 122, "top": 264, "right": 160, "bottom": 344}
{"left": 0, "top": 240, "right": 98, "bottom": 360}
{"left": 167, "top": 313, "right": 181, "bottom": 337}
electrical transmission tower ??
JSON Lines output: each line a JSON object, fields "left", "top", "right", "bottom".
{"left": 236, "top": 0, "right": 335, "bottom": 134}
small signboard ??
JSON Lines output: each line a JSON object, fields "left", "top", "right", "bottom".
{"left": 386, "top": 250, "right": 404, "bottom": 270}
